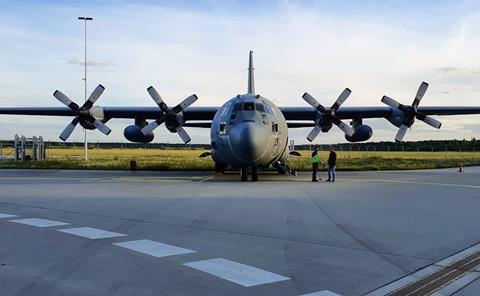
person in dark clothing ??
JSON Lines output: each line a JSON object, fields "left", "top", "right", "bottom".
{"left": 326, "top": 148, "right": 337, "bottom": 182}
{"left": 310, "top": 147, "right": 321, "bottom": 182}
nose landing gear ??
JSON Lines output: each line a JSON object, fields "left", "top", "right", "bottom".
{"left": 240, "top": 166, "right": 259, "bottom": 182}
{"left": 240, "top": 167, "right": 248, "bottom": 182}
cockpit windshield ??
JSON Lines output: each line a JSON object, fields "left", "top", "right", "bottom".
{"left": 232, "top": 102, "right": 267, "bottom": 113}
{"left": 243, "top": 102, "right": 255, "bottom": 111}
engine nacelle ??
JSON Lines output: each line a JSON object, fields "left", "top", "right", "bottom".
{"left": 123, "top": 125, "right": 154, "bottom": 143}
{"left": 345, "top": 124, "right": 373, "bottom": 142}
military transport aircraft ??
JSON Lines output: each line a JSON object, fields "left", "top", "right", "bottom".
{"left": 1, "top": 51, "right": 480, "bottom": 181}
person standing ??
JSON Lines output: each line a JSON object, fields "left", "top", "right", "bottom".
{"left": 310, "top": 147, "right": 320, "bottom": 182}
{"left": 327, "top": 148, "right": 337, "bottom": 182}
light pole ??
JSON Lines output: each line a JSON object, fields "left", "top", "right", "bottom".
{"left": 78, "top": 16, "right": 93, "bottom": 161}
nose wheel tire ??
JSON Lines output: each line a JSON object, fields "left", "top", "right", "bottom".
{"left": 240, "top": 167, "right": 248, "bottom": 182}
{"left": 251, "top": 166, "right": 258, "bottom": 182}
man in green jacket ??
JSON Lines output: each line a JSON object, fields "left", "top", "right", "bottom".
{"left": 311, "top": 147, "right": 321, "bottom": 182}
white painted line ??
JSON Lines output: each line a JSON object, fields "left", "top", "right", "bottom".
{"left": 0, "top": 213, "right": 17, "bottom": 219}
{"left": 431, "top": 271, "right": 480, "bottom": 296}
{"left": 9, "top": 218, "right": 69, "bottom": 227}
{"left": 113, "top": 239, "right": 195, "bottom": 258}
{"left": 301, "top": 290, "right": 343, "bottom": 296}
{"left": 58, "top": 227, "right": 126, "bottom": 239}
{"left": 183, "top": 258, "right": 289, "bottom": 287}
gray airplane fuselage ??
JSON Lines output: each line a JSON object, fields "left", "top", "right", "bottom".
{"left": 210, "top": 94, "right": 289, "bottom": 168}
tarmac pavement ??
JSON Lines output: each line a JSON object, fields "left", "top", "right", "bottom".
{"left": 0, "top": 167, "right": 479, "bottom": 296}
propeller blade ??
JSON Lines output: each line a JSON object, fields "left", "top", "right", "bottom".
{"left": 381, "top": 96, "right": 401, "bottom": 109}
{"left": 330, "top": 88, "right": 351, "bottom": 113}
{"left": 412, "top": 81, "right": 429, "bottom": 109}
{"left": 395, "top": 124, "right": 409, "bottom": 142}
{"left": 418, "top": 115, "right": 442, "bottom": 129}
{"left": 141, "top": 117, "right": 166, "bottom": 135}
{"left": 83, "top": 84, "right": 105, "bottom": 109}
{"left": 302, "top": 93, "right": 326, "bottom": 113}
{"left": 176, "top": 126, "right": 191, "bottom": 144}
{"left": 59, "top": 117, "right": 80, "bottom": 141}
{"left": 306, "top": 125, "right": 322, "bottom": 142}
{"left": 172, "top": 94, "right": 198, "bottom": 113}
{"left": 147, "top": 86, "right": 168, "bottom": 112}
{"left": 92, "top": 119, "right": 112, "bottom": 135}
{"left": 53, "top": 90, "right": 79, "bottom": 112}
{"left": 332, "top": 117, "right": 355, "bottom": 137}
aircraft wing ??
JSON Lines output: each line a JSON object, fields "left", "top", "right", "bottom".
{"left": 0, "top": 106, "right": 219, "bottom": 121}
{"left": 3, "top": 105, "right": 480, "bottom": 121}
{"left": 280, "top": 106, "right": 480, "bottom": 121}
{"left": 3, "top": 105, "right": 480, "bottom": 122}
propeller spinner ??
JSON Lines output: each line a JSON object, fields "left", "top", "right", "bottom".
{"left": 302, "top": 88, "right": 355, "bottom": 142}
{"left": 141, "top": 86, "right": 198, "bottom": 144}
{"left": 53, "top": 84, "right": 111, "bottom": 141}
{"left": 381, "top": 82, "right": 442, "bottom": 142}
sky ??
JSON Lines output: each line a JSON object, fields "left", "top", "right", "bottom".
{"left": 0, "top": 0, "right": 479, "bottom": 144}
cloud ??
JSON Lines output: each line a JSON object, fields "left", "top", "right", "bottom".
{"left": 68, "top": 58, "right": 117, "bottom": 68}
{"left": 436, "top": 66, "right": 480, "bottom": 75}
{"left": 1, "top": 1, "right": 480, "bottom": 143}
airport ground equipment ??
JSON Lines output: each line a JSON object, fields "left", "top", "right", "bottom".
{"left": 1, "top": 51, "right": 480, "bottom": 180}
{"left": 13, "top": 134, "right": 46, "bottom": 161}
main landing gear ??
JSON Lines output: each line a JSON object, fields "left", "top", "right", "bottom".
{"left": 240, "top": 166, "right": 259, "bottom": 182}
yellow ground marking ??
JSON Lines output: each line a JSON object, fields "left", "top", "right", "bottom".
{"left": 340, "top": 178, "right": 480, "bottom": 189}
{"left": 0, "top": 177, "right": 94, "bottom": 180}
{"left": 199, "top": 176, "right": 215, "bottom": 182}
{"left": 113, "top": 176, "right": 203, "bottom": 183}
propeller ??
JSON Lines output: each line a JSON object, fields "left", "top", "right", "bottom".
{"left": 302, "top": 88, "right": 355, "bottom": 142}
{"left": 53, "top": 84, "right": 111, "bottom": 141}
{"left": 141, "top": 86, "right": 198, "bottom": 144}
{"left": 381, "top": 82, "right": 442, "bottom": 142}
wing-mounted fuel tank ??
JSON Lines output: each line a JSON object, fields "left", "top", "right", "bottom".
{"left": 344, "top": 118, "right": 373, "bottom": 142}
{"left": 124, "top": 125, "right": 154, "bottom": 143}
{"left": 124, "top": 116, "right": 154, "bottom": 143}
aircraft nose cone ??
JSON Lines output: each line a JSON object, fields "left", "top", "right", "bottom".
{"left": 230, "top": 122, "right": 267, "bottom": 163}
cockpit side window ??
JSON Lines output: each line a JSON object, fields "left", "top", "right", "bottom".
{"left": 255, "top": 103, "right": 265, "bottom": 113}
{"left": 230, "top": 103, "right": 241, "bottom": 122}
{"left": 219, "top": 122, "right": 226, "bottom": 134}
{"left": 243, "top": 102, "right": 255, "bottom": 111}
{"left": 233, "top": 103, "right": 242, "bottom": 112}
{"left": 264, "top": 104, "right": 273, "bottom": 115}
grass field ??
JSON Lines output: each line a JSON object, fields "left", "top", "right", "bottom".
{"left": 0, "top": 147, "right": 479, "bottom": 171}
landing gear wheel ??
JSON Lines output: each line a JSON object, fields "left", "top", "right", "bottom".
{"left": 251, "top": 166, "right": 258, "bottom": 182}
{"left": 275, "top": 163, "right": 286, "bottom": 175}
{"left": 214, "top": 163, "right": 226, "bottom": 174}
{"left": 240, "top": 167, "right": 248, "bottom": 182}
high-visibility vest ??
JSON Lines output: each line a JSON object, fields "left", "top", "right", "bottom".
{"left": 310, "top": 154, "right": 320, "bottom": 164}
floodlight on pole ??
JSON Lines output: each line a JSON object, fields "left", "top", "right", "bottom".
{"left": 78, "top": 16, "right": 93, "bottom": 161}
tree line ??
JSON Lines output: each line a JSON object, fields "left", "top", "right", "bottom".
{"left": 1, "top": 138, "right": 479, "bottom": 152}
